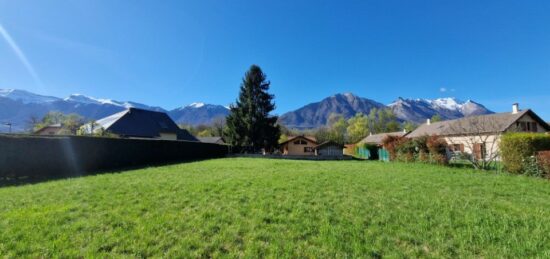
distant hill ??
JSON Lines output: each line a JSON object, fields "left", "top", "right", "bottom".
{"left": 278, "top": 93, "right": 386, "bottom": 129}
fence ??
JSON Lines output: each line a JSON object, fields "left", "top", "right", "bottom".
{"left": 0, "top": 134, "right": 228, "bottom": 184}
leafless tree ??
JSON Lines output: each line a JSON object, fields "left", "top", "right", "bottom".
{"left": 445, "top": 116, "right": 505, "bottom": 170}
{"left": 26, "top": 115, "right": 41, "bottom": 133}
{"left": 212, "top": 116, "right": 226, "bottom": 137}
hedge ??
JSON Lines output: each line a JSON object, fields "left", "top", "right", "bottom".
{"left": 500, "top": 133, "right": 550, "bottom": 174}
{"left": 0, "top": 134, "right": 228, "bottom": 184}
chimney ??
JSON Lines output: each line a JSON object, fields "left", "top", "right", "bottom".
{"left": 427, "top": 118, "right": 431, "bottom": 125}
{"left": 403, "top": 128, "right": 407, "bottom": 133}
{"left": 512, "top": 103, "right": 519, "bottom": 114}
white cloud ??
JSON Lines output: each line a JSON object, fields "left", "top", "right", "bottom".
{"left": 440, "top": 87, "right": 447, "bottom": 93}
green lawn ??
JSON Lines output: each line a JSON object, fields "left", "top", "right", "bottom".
{"left": 2, "top": 158, "right": 550, "bottom": 257}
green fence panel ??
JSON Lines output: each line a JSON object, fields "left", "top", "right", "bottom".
{"left": 378, "top": 148, "right": 390, "bottom": 162}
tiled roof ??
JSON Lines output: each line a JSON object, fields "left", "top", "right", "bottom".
{"left": 407, "top": 109, "right": 550, "bottom": 138}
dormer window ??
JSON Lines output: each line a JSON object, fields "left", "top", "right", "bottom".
{"left": 293, "top": 139, "right": 308, "bottom": 145}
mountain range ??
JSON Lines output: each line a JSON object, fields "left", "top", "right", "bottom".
{"left": 0, "top": 89, "right": 492, "bottom": 132}
{"left": 0, "top": 89, "right": 229, "bottom": 132}
{"left": 278, "top": 93, "right": 493, "bottom": 128}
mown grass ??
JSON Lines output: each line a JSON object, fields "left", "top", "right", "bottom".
{"left": 2, "top": 158, "right": 550, "bottom": 257}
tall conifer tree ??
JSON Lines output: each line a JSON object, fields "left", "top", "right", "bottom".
{"left": 225, "top": 65, "right": 280, "bottom": 151}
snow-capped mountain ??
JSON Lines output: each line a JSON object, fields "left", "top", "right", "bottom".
{"left": 0, "top": 89, "right": 60, "bottom": 104}
{"left": 389, "top": 97, "right": 493, "bottom": 124}
{"left": 64, "top": 94, "right": 163, "bottom": 110}
{"left": 169, "top": 103, "right": 229, "bottom": 126}
{"left": 0, "top": 89, "right": 165, "bottom": 132}
{"left": 279, "top": 94, "right": 494, "bottom": 128}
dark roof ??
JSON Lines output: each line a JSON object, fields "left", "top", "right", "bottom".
{"left": 88, "top": 108, "right": 197, "bottom": 141}
{"left": 315, "top": 141, "right": 344, "bottom": 149}
{"left": 407, "top": 109, "right": 550, "bottom": 138}
{"left": 279, "top": 135, "right": 318, "bottom": 145}
{"left": 34, "top": 124, "right": 63, "bottom": 134}
{"left": 358, "top": 131, "right": 407, "bottom": 145}
{"left": 197, "top": 136, "right": 225, "bottom": 144}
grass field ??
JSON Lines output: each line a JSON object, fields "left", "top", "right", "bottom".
{"left": 2, "top": 158, "right": 550, "bottom": 257}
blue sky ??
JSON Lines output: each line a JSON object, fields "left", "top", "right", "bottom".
{"left": 0, "top": 0, "right": 549, "bottom": 118}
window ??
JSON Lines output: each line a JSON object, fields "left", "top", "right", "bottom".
{"left": 473, "top": 143, "right": 486, "bottom": 160}
{"left": 517, "top": 121, "right": 539, "bottom": 132}
{"left": 304, "top": 147, "right": 314, "bottom": 153}
{"left": 293, "top": 139, "right": 308, "bottom": 145}
{"left": 450, "top": 144, "right": 464, "bottom": 152}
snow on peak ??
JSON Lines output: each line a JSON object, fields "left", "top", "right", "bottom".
{"left": 0, "top": 89, "right": 60, "bottom": 104}
{"left": 64, "top": 94, "right": 136, "bottom": 108}
{"left": 428, "top": 97, "right": 465, "bottom": 110}
{"left": 187, "top": 102, "right": 205, "bottom": 108}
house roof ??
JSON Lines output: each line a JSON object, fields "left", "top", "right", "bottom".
{"left": 84, "top": 108, "right": 197, "bottom": 141}
{"left": 315, "top": 141, "right": 344, "bottom": 149}
{"left": 279, "top": 135, "right": 317, "bottom": 145}
{"left": 358, "top": 131, "right": 407, "bottom": 145}
{"left": 197, "top": 136, "right": 224, "bottom": 144}
{"left": 407, "top": 109, "right": 550, "bottom": 138}
{"left": 34, "top": 124, "right": 63, "bottom": 134}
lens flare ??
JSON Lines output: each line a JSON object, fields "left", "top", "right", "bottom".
{"left": 0, "top": 23, "right": 44, "bottom": 88}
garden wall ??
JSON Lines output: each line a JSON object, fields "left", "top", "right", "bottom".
{"left": 0, "top": 134, "right": 228, "bottom": 183}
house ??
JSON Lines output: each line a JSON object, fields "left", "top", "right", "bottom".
{"left": 198, "top": 136, "right": 225, "bottom": 144}
{"left": 34, "top": 124, "right": 64, "bottom": 135}
{"left": 358, "top": 130, "right": 408, "bottom": 146}
{"left": 407, "top": 103, "right": 550, "bottom": 160}
{"left": 279, "top": 135, "right": 318, "bottom": 156}
{"left": 315, "top": 141, "right": 344, "bottom": 157}
{"left": 81, "top": 108, "right": 197, "bottom": 141}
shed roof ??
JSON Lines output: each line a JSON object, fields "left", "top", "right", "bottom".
{"left": 358, "top": 131, "right": 407, "bottom": 145}
{"left": 315, "top": 141, "right": 344, "bottom": 149}
{"left": 198, "top": 136, "right": 225, "bottom": 144}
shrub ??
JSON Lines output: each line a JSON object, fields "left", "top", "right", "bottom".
{"left": 522, "top": 156, "right": 544, "bottom": 177}
{"left": 418, "top": 151, "right": 429, "bottom": 163}
{"left": 382, "top": 135, "right": 407, "bottom": 161}
{"left": 500, "top": 133, "right": 550, "bottom": 174}
{"left": 430, "top": 153, "right": 449, "bottom": 165}
{"left": 427, "top": 136, "right": 447, "bottom": 155}
{"left": 537, "top": 151, "right": 550, "bottom": 177}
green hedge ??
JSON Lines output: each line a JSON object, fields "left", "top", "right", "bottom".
{"left": 0, "top": 135, "right": 228, "bottom": 185}
{"left": 500, "top": 133, "right": 550, "bottom": 174}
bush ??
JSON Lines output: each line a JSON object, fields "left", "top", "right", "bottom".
{"left": 382, "top": 135, "right": 407, "bottom": 161}
{"left": 500, "top": 133, "right": 550, "bottom": 174}
{"left": 537, "top": 151, "right": 550, "bottom": 177}
{"left": 522, "top": 156, "right": 544, "bottom": 177}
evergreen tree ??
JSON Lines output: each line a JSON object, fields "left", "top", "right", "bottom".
{"left": 225, "top": 65, "right": 280, "bottom": 151}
